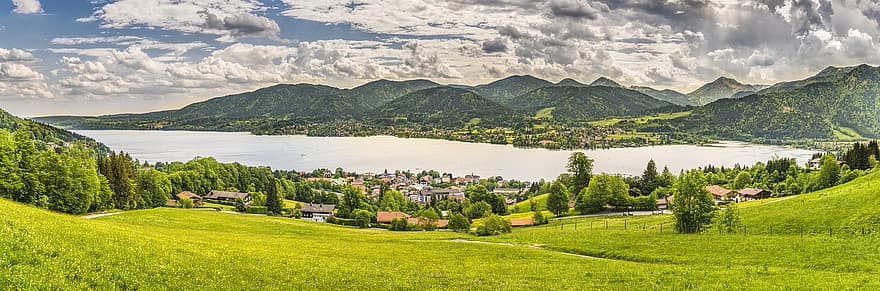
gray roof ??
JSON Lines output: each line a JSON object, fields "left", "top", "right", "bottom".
{"left": 301, "top": 203, "right": 336, "bottom": 214}
{"left": 204, "top": 190, "right": 249, "bottom": 200}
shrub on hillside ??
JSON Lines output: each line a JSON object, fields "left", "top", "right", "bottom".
{"left": 390, "top": 218, "right": 409, "bottom": 231}
{"left": 448, "top": 213, "right": 471, "bottom": 232}
{"left": 353, "top": 209, "right": 372, "bottom": 228}
{"left": 532, "top": 211, "right": 548, "bottom": 225}
{"left": 179, "top": 197, "right": 194, "bottom": 209}
{"left": 475, "top": 214, "right": 511, "bottom": 236}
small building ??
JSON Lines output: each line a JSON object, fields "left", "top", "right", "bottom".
{"left": 738, "top": 188, "right": 771, "bottom": 201}
{"left": 204, "top": 190, "right": 251, "bottom": 205}
{"left": 301, "top": 203, "right": 336, "bottom": 222}
{"left": 510, "top": 218, "right": 534, "bottom": 227}
{"left": 377, "top": 211, "right": 411, "bottom": 224}
{"left": 493, "top": 188, "right": 521, "bottom": 196}
{"left": 656, "top": 196, "right": 673, "bottom": 211}
{"left": 175, "top": 191, "right": 203, "bottom": 206}
{"left": 705, "top": 185, "right": 733, "bottom": 204}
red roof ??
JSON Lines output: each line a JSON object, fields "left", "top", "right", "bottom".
{"left": 739, "top": 188, "right": 767, "bottom": 197}
{"left": 705, "top": 185, "right": 732, "bottom": 198}
{"left": 176, "top": 191, "right": 201, "bottom": 200}
{"left": 377, "top": 211, "right": 411, "bottom": 223}
{"left": 406, "top": 217, "right": 448, "bottom": 228}
{"left": 510, "top": 218, "right": 534, "bottom": 227}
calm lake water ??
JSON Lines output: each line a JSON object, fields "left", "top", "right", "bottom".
{"left": 76, "top": 130, "right": 819, "bottom": 181}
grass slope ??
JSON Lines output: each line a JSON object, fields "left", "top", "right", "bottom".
{"left": 5, "top": 172, "right": 880, "bottom": 288}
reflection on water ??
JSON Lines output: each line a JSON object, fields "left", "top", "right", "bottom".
{"left": 77, "top": 130, "right": 819, "bottom": 181}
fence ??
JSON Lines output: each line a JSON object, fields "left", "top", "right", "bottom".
{"left": 540, "top": 219, "right": 879, "bottom": 238}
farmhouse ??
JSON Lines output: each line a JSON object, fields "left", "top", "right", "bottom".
{"left": 656, "top": 196, "right": 673, "bottom": 211}
{"left": 175, "top": 191, "right": 202, "bottom": 206}
{"left": 301, "top": 203, "right": 336, "bottom": 222}
{"left": 705, "top": 185, "right": 733, "bottom": 203}
{"left": 204, "top": 190, "right": 251, "bottom": 205}
{"left": 738, "top": 188, "right": 771, "bottom": 201}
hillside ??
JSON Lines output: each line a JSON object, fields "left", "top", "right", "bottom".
{"left": 345, "top": 79, "right": 440, "bottom": 109}
{"left": 677, "top": 64, "right": 880, "bottom": 140}
{"left": 630, "top": 86, "right": 694, "bottom": 106}
{"left": 686, "top": 77, "right": 766, "bottom": 105}
{"left": 0, "top": 108, "right": 106, "bottom": 152}
{"left": 370, "top": 86, "right": 519, "bottom": 128}
{"left": 473, "top": 75, "right": 554, "bottom": 104}
{"left": 509, "top": 86, "right": 678, "bottom": 122}
{"left": 739, "top": 170, "right": 880, "bottom": 233}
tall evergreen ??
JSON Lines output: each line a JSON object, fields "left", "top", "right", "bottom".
{"left": 265, "top": 178, "right": 284, "bottom": 215}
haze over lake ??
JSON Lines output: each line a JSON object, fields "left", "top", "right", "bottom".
{"left": 77, "top": 130, "right": 819, "bottom": 181}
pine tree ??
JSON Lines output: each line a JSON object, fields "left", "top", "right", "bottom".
{"left": 265, "top": 178, "right": 284, "bottom": 215}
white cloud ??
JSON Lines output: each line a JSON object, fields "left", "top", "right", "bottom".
{"left": 0, "top": 63, "right": 42, "bottom": 80}
{"left": 0, "top": 48, "right": 36, "bottom": 62}
{"left": 11, "top": 0, "right": 42, "bottom": 14}
{"left": 51, "top": 36, "right": 146, "bottom": 45}
{"left": 81, "top": 0, "right": 278, "bottom": 41}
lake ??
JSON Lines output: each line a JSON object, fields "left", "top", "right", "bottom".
{"left": 76, "top": 130, "right": 819, "bottom": 181}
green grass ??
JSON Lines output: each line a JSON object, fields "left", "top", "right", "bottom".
{"left": 589, "top": 111, "right": 691, "bottom": 127}
{"left": 465, "top": 117, "right": 481, "bottom": 126}
{"left": 4, "top": 171, "right": 880, "bottom": 288}
{"left": 832, "top": 126, "right": 865, "bottom": 141}
{"left": 508, "top": 193, "right": 549, "bottom": 213}
{"left": 533, "top": 107, "right": 555, "bottom": 119}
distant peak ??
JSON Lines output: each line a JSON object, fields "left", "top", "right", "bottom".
{"left": 556, "top": 78, "right": 585, "bottom": 86}
{"left": 590, "top": 77, "right": 621, "bottom": 87}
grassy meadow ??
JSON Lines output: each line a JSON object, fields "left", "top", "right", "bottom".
{"left": 4, "top": 171, "right": 880, "bottom": 289}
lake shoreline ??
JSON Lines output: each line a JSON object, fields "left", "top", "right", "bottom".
{"left": 74, "top": 130, "right": 819, "bottom": 181}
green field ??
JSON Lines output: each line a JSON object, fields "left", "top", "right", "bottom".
{"left": 589, "top": 111, "right": 691, "bottom": 127}
{"left": 533, "top": 107, "right": 555, "bottom": 119}
{"left": 833, "top": 126, "right": 866, "bottom": 141}
{"left": 4, "top": 171, "right": 880, "bottom": 288}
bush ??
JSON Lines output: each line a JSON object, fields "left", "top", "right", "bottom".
{"left": 532, "top": 211, "right": 548, "bottom": 225}
{"left": 245, "top": 206, "right": 268, "bottom": 214}
{"left": 234, "top": 197, "right": 247, "bottom": 212}
{"left": 328, "top": 217, "right": 360, "bottom": 226}
{"left": 448, "top": 213, "right": 471, "bottom": 232}
{"left": 390, "top": 218, "right": 409, "bottom": 231}
{"left": 475, "top": 214, "right": 512, "bottom": 236}
{"left": 417, "top": 208, "right": 439, "bottom": 231}
{"left": 179, "top": 197, "right": 194, "bottom": 209}
{"left": 353, "top": 209, "right": 372, "bottom": 228}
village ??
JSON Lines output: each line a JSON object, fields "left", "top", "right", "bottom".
{"left": 163, "top": 166, "right": 776, "bottom": 231}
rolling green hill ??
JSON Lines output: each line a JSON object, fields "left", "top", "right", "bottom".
{"left": 473, "top": 75, "right": 554, "bottom": 104}
{"left": 370, "top": 86, "right": 519, "bottom": 128}
{"left": 0, "top": 108, "right": 106, "bottom": 152}
{"left": 686, "top": 77, "right": 766, "bottom": 105}
{"left": 5, "top": 170, "right": 880, "bottom": 288}
{"left": 345, "top": 79, "right": 440, "bottom": 110}
{"left": 739, "top": 170, "right": 880, "bottom": 234}
{"left": 677, "top": 64, "right": 880, "bottom": 140}
{"left": 509, "top": 86, "right": 678, "bottom": 122}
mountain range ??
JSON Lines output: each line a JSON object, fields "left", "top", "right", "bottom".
{"left": 676, "top": 64, "right": 880, "bottom": 140}
{"left": 32, "top": 65, "right": 880, "bottom": 142}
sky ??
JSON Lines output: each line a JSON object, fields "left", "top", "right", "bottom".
{"left": 2, "top": 0, "right": 880, "bottom": 116}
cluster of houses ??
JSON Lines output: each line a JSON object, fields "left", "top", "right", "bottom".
{"left": 705, "top": 185, "right": 771, "bottom": 203}
{"left": 654, "top": 185, "right": 772, "bottom": 211}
